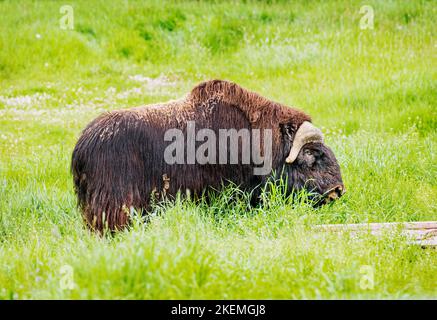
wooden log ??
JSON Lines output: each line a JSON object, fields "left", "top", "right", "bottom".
{"left": 313, "top": 221, "right": 437, "bottom": 249}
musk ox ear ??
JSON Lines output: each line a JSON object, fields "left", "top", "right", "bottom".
{"left": 280, "top": 123, "right": 297, "bottom": 141}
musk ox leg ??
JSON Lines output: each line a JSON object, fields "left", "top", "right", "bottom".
{"left": 85, "top": 191, "right": 132, "bottom": 233}
{"left": 71, "top": 113, "right": 148, "bottom": 233}
{"left": 73, "top": 171, "right": 141, "bottom": 233}
{"left": 72, "top": 163, "right": 148, "bottom": 233}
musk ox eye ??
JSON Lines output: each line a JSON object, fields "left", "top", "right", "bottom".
{"left": 304, "top": 149, "right": 312, "bottom": 156}
{"left": 303, "top": 150, "right": 316, "bottom": 167}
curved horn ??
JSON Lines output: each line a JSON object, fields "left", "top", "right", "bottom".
{"left": 285, "top": 121, "right": 324, "bottom": 164}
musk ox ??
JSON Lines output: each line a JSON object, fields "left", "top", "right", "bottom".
{"left": 72, "top": 79, "right": 345, "bottom": 232}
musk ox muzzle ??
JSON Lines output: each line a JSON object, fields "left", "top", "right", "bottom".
{"left": 71, "top": 79, "right": 345, "bottom": 232}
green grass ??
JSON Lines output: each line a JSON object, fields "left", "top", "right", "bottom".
{"left": 0, "top": 0, "right": 436, "bottom": 299}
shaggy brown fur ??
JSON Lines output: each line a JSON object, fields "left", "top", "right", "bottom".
{"left": 71, "top": 79, "right": 343, "bottom": 233}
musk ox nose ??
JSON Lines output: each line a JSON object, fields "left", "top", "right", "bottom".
{"left": 323, "top": 185, "right": 345, "bottom": 204}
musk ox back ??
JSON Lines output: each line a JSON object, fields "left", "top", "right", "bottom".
{"left": 72, "top": 80, "right": 345, "bottom": 232}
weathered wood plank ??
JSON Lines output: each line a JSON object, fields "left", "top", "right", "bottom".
{"left": 313, "top": 221, "right": 437, "bottom": 249}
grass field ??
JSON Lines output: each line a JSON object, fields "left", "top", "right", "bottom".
{"left": 0, "top": 0, "right": 436, "bottom": 299}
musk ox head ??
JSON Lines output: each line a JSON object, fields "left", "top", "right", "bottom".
{"left": 279, "top": 121, "right": 345, "bottom": 205}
